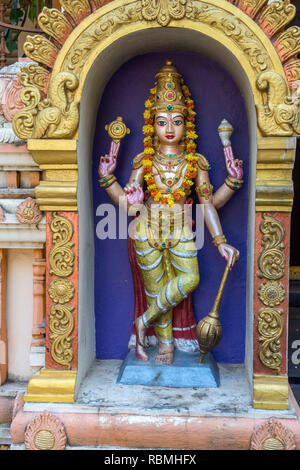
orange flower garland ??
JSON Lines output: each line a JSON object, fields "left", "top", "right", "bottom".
{"left": 142, "top": 83, "right": 199, "bottom": 206}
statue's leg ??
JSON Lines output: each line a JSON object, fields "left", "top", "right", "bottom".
{"left": 134, "top": 235, "right": 166, "bottom": 361}
{"left": 143, "top": 242, "right": 199, "bottom": 324}
{"left": 135, "top": 229, "right": 199, "bottom": 364}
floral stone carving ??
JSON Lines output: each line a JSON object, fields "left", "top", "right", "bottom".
{"left": 250, "top": 418, "right": 296, "bottom": 450}
{"left": 24, "top": 410, "right": 67, "bottom": 450}
{"left": 16, "top": 198, "right": 43, "bottom": 225}
{"left": 48, "top": 278, "right": 75, "bottom": 304}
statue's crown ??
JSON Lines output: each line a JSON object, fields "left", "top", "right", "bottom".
{"left": 151, "top": 60, "right": 187, "bottom": 116}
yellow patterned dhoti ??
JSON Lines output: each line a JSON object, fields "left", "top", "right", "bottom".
{"left": 133, "top": 205, "right": 199, "bottom": 345}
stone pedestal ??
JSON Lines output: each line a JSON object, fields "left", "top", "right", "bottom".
{"left": 117, "top": 347, "right": 220, "bottom": 388}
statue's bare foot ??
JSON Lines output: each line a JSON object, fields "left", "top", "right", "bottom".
{"left": 135, "top": 316, "right": 148, "bottom": 362}
{"left": 155, "top": 342, "right": 174, "bottom": 365}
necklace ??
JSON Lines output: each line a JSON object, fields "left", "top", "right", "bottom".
{"left": 154, "top": 151, "right": 186, "bottom": 168}
{"left": 152, "top": 157, "right": 187, "bottom": 188}
{"left": 156, "top": 150, "right": 185, "bottom": 160}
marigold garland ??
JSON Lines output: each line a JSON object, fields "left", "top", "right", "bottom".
{"left": 142, "top": 81, "right": 199, "bottom": 206}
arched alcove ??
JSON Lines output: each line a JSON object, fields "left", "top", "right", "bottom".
{"left": 76, "top": 27, "right": 257, "bottom": 394}
{"left": 14, "top": 1, "right": 298, "bottom": 410}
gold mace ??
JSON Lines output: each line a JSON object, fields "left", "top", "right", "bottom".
{"left": 196, "top": 265, "right": 231, "bottom": 363}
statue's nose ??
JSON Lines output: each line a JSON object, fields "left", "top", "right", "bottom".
{"left": 166, "top": 120, "right": 173, "bottom": 133}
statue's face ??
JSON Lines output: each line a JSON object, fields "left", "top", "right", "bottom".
{"left": 154, "top": 112, "right": 185, "bottom": 146}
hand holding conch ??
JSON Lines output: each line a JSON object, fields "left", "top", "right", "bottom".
{"left": 218, "top": 119, "right": 243, "bottom": 180}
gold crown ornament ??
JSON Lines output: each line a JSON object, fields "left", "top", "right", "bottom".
{"left": 151, "top": 60, "right": 187, "bottom": 117}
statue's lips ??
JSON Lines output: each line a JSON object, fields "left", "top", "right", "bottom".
{"left": 166, "top": 135, "right": 175, "bottom": 139}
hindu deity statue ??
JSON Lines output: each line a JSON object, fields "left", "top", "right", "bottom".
{"left": 98, "top": 60, "right": 243, "bottom": 365}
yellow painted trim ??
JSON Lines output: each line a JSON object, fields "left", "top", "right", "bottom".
{"left": 24, "top": 369, "right": 77, "bottom": 403}
{"left": 255, "top": 136, "right": 297, "bottom": 212}
{"left": 253, "top": 374, "right": 289, "bottom": 410}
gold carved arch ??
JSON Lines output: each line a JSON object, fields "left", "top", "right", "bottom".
{"left": 11, "top": 0, "right": 300, "bottom": 211}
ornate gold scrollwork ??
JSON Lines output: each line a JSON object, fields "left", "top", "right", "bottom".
{"left": 185, "top": 1, "right": 272, "bottom": 74}
{"left": 235, "top": 0, "right": 268, "bottom": 19}
{"left": 257, "top": 0, "right": 296, "bottom": 38}
{"left": 18, "top": 63, "right": 50, "bottom": 97}
{"left": 23, "top": 35, "right": 58, "bottom": 69}
{"left": 275, "top": 26, "right": 300, "bottom": 64}
{"left": 38, "top": 7, "right": 73, "bottom": 46}
{"left": 49, "top": 213, "right": 75, "bottom": 278}
{"left": 256, "top": 70, "right": 300, "bottom": 137}
{"left": 142, "top": 0, "right": 187, "bottom": 26}
{"left": 257, "top": 214, "right": 286, "bottom": 373}
{"left": 257, "top": 307, "right": 284, "bottom": 373}
{"left": 13, "top": 71, "right": 80, "bottom": 140}
{"left": 60, "top": 0, "right": 91, "bottom": 23}
{"left": 258, "top": 213, "right": 285, "bottom": 280}
{"left": 48, "top": 213, "right": 75, "bottom": 370}
{"left": 49, "top": 304, "right": 74, "bottom": 369}
{"left": 63, "top": 3, "right": 143, "bottom": 75}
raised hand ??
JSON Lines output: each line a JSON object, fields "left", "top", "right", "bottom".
{"left": 124, "top": 181, "right": 144, "bottom": 206}
{"left": 223, "top": 146, "right": 243, "bottom": 180}
{"left": 98, "top": 141, "right": 120, "bottom": 177}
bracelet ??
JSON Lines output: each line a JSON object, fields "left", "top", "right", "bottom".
{"left": 225, "top": 175, "right": 243, "bottom": 191}
{"left": 212, "top": 234, "right": 227, "bottom": 247}
{"left": 99, "top": 174, "right": 117, "bottom": 188}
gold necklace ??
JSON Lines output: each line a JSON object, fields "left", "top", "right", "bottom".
{"left": 156, "top": 150, "right": 185, "bottom": 162}
{"left": 152, "top": 159, "right": 187, "bottom": 188}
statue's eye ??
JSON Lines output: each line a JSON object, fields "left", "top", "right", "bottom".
{"left": 173, "top": 120, "right": 183, "bottom": 126}
{"left": 157, "top": 121, "right": 166, "bottom": 126}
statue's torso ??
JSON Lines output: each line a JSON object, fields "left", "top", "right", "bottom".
{"left": 132, "top": 150, "right": 210, "bottom": 209}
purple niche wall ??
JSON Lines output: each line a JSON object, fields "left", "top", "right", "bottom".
{"left": 92, "top": 51, "right": 249, "bottom": 363}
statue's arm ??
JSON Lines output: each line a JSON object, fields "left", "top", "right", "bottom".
{"left": 195, "top": 168, "right": 239, "bottom": 269}
{"left": 98, "top": 151, "right": 144, "bottom": 208}
{"left": 212, "top": 184, "right": 236, "bottom": 210}
{"left": 195, "top": 168, "right": 223, "bottom": 239}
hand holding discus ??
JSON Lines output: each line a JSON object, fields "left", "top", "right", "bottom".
{"left": 98, "top": 117, "right": 130, "bottom": 178}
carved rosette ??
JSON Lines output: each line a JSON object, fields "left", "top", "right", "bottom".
{"left": 48, "top": 213, "right": 75, "bottom": 370}
{"left": 16, "top": 198, "right": 43, "bottom": 225}
{"left": 258, "top": 280, "right": 285, "bottom": 307}
{"left": 257, "top": 214, "right": 286, "bottom": 373}
{"left": 250, "top": 418, "right": 296, "bottom": 450}
{"left": 24, "top": 411, "right": 67, "bottom": 450}
{"left": 48, "top": 278, "right": 75, "bottom": 304}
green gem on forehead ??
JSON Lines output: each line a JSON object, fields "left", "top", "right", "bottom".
{"left": 167, "top": 104, "right": 173, "bottom": 111}
{"left": 167, "top": 84, "right": 172, "bottom": 88}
